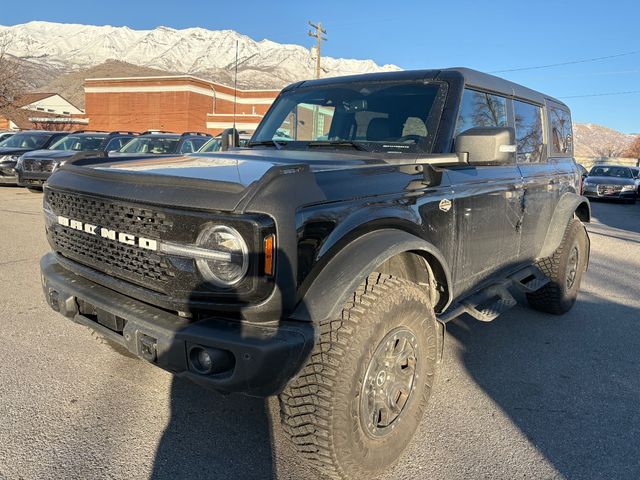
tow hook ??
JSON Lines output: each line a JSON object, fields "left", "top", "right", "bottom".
{"left": 139, "top": 334, "right": 158, "bottom": 363}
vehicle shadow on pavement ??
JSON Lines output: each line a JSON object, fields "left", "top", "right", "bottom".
{"left": 151, "top": 248, "right": 310, "bottom": 480}
{"left": 151, "top": 379, "right": 276, "bottom": 480}
{"left": 446, "top": 296, "right": 640, "bottom": 480}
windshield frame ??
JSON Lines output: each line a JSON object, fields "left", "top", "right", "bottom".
{"left": 252, "top": 80, "right": 448, "bottom": 155}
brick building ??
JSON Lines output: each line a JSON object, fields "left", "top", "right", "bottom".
{"left": 84, "top": 76, "right": 280, "bottom": 134}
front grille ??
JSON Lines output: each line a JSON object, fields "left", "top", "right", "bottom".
{"left": 47, "top": 189, "right": 173, "bottom": 238}
{"left": 597, "top": 184, "right": 623, "bottom": 195}
{"left": 46, "top": 189, "right": 178, "bottom": 293}
{"left": 50, "top": 225, "right": 175, "bottom": 289}
{"left": 22, "top": 158, "right": 55, "bottom": 173}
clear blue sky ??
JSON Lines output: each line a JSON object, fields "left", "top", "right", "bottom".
{"left": 3, "top": 0, "right": 639, "bottom": 132}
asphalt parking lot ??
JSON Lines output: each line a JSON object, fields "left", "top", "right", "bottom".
{"left": 0, "top": 185, "right": 639, "bottom": 480}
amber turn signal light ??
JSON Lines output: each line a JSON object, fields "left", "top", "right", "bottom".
{"left": 264, "top": 234, "right": 275, "bottom": 276}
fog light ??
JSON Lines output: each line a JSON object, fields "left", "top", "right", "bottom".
{"left": 190, "top": 346, "right": 214, "bottom": 374}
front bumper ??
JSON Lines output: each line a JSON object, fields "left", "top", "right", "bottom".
{"left": 583, "top": 186, "right": 637, "bottom": 200}
{"left": 0, "top": 161, "right": 17, "bottom": 184}
{"left": 17, "top": 169, "right": 49, "bottom": 187}
{"left": 41, "top": 252, "right": 313, "bottom": 397}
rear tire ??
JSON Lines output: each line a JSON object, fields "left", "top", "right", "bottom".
{"left": 527, "top": 219, "right": 588, "bottom": 314}
{"left": 279, "top": 273, "right": 438, "bottom": 480}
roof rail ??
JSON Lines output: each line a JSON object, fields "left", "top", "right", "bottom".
{"left": 181, "top": 132, "right": 212, "bottom": 137}
{"left": 140, "top": 130, "right": 176, "bottom": 135}
{"left": 107, "top": 131, "right": 139, "bottom": 136}
{"left": 71, "top": 129, "right": 108, "bottom": 134}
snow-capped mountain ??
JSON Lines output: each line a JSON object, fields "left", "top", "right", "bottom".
{"left": 0, "top": 21, "right": 401, "bottom": 88}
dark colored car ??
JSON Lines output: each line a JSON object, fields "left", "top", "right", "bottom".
{"left": 40, "top": 68, "right": 590, "bottom": 479}
{"left": 16, "top": 131, "right": 138, "bottom": 189}
{"left": 108, "top": 131, "right": 211, "bottom": 158}
{"left": 582, "top": 164, "right": 639, "bottom": 203}
{"left": 0, "top": 131, "right": 69, "bottom": 185}
{"left": 0, "top": 131, "right": 15, "bottom": 143}
{"left": 197, "top": 133, "right": 252, "bottom": 153}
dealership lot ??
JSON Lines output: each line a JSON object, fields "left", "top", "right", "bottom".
{"left": 0, "top": 186, "right": 639, "bottom": 480}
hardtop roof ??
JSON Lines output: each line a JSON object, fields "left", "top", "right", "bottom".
{"left": 289, "top": 67, "right": 568, "bottom": 110}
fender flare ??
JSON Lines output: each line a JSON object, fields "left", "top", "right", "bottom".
{"left": 290, "top": 229, "right": 453, "bottom": 322}
{"left": 539, "top": 192, "right": 591, "bottom": 259}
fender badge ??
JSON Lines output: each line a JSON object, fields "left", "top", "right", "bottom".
{"left": 439, "top": 199, "right": 452, "bottom": 212}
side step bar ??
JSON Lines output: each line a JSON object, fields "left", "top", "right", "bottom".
{"left": 437, "top": 265, "right": 550, "bottom": 324}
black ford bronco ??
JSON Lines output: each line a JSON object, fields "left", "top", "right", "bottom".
{"left": 40, "top": 68, "right": 590, "bottom": 480}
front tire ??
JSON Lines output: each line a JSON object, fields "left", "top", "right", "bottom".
{"left": 527, "top": 218, "right": 588, "bottom": 314}
{"left": 279, "top": 273, "right": 438, "bottom": 480}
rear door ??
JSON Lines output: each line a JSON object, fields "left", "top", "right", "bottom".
{"left": 448, "top": 89, "right": 524, "bottom": 295}
{"left": 514, "top": 99, "right": 558, "bottom": 261}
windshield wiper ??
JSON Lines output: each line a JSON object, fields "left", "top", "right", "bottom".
{"left": 306, "top": 141, "right": 370, "bottom": 152}
{"left": 247, "top": 140, "right": 284, "bottom": 150}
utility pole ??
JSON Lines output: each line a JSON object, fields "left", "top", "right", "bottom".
{"left": 308, "top": 21, "right": 327, "bottom": 79}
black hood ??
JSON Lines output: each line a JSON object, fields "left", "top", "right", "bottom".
{"left": 0, "top": 147, "right": 33, "bottom": 156}
{"left": 21, "top": 149, "right": 77, "bottom": 161}
{"left": 586, "top": 176, "right": 636, "bottom": 186}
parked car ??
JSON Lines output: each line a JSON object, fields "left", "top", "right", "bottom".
{"left": 16, "top": 131, "right": 138, "bottom": 189}
{"left": 0, "top": 131, "right": 15, "bottom": 143}
{"left": 582, "top": 164, "right": 638, "bottom": 203}
{"left": 197, "top": 132, "right": 252, "bottom": 153}
{"left": 40, "top": 68, "right": 590, "bottom": 480}
{"left": 0, "top": 130, "right": 69, "bottom": 185}
{"left": 109, "top": 131, "right": 211, "bottom": 158}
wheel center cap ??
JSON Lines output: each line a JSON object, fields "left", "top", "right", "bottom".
{"left": 376, "top": 370, "right": 387, "bottom": 386}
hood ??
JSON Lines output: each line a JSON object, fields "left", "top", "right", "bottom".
{"left": 21, "top": 149, "right": 78, "bottom": 161}
{"left": 585, "top": 176, "right": 635, "bottom": 186}
{"left": 0, "top": 147, "right": 32, "bottom": 157}
{"left": 90, "top": 149, "right": 380, "bottom": 188}
{"left": 49, "top": 148, "right": 425, "bottom": 213}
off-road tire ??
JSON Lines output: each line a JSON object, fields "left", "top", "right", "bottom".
{"left": 527, "top": 218, "right": 588, "bottom": 314}
{"left": 279, "top": 273, "right": 438, "bottom": 480}
{"left": 90, "top": 330, "right": 137, "bottom": 359}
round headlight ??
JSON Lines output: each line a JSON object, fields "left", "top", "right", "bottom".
{"left": 196, "top": 225, "right": 249, "bottom": 287}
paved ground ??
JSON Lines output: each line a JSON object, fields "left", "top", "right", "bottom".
{"left": 0, "top": 185, "right": 639, "bottom": 480}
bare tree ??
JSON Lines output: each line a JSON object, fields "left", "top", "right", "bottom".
{"left": 623, "top": 136, "right": 640, "bottom": 158}
{"left": 592, "top": 142, "right": 627, "bottom": 158}
{"left": 0, "top": 33, "right": 28, "bottom": 110}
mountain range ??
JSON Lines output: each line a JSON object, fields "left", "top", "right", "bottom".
{"left": 0, "top": 21, "right": 400, "bottom": 91}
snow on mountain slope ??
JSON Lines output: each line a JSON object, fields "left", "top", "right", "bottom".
{"left": 0, "top": 21, "right": 401, "bottom": 87}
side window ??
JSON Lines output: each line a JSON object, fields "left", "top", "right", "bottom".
{"left": 514, "top": 100, "right": 544, "bottom": 163}
{"left": 179, "top": 140, "right": 195, "bottom": 154}
{"left": 549, "top": 106, "right": 573, "bottom": 156}
{"left": 192, "top": 137, "right": 208, "bottom": 150}
{"left": 455, "top": 89, "right": 508, "bottom": 136}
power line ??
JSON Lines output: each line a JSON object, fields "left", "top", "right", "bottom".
{"left": 560, "top": 90, "right": 640, "bottom": 99}
{"left": 308, "top": 21, "right": 327, "bottom": 79}
{"left": 490, "top": 50, "right": 640, "bottom": 73}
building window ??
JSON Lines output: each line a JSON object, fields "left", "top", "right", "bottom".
{"left": 47, "top": 109, "right": 55, "bottom": 113}
{"left": 37, "top": 107, "right": 45, "bottom": 111}
{"left": 63, "top": 111, "right": 70, "bottom": 115}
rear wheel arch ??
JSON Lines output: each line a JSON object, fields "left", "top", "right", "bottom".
{"left": 540, "top": 193, "right": 590, "bottom": 258}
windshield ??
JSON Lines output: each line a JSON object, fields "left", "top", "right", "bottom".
{"left": 252, "top": 81, "right": 444, "bottom": 154}
{"left": 50, "top": 135, "right": 107, "bottom": 151}
{"left": 119, "top": 136, "right": 180, "bottom": 154}
{"left": 199, "top": 138, "right": 222, "bottom": 153}
{"left": 0, "top": 133, "right": 52, "bottom": 149}
{"left": 589, "top": 166, "right": 633, "bottom": 178}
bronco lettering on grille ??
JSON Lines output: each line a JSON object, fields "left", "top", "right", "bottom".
{"left": 57, "top": 215, "right": 158, "bottom": 251}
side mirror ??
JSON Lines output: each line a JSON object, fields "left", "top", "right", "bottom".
{"left": 220, "top": 128, "right": 240, "bottom": 151}
{"left": 455, "top": 127, "right": 516, "bottom": 165}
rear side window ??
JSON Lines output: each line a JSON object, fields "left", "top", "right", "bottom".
{"left": 455, "top": 89, "right": 508, "bottom": 136}
{"left": 549, "top": 106, "right": 573, "bottom": 156}
{"left": 514, "top": 100, "right": 544, "bottom": 163}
